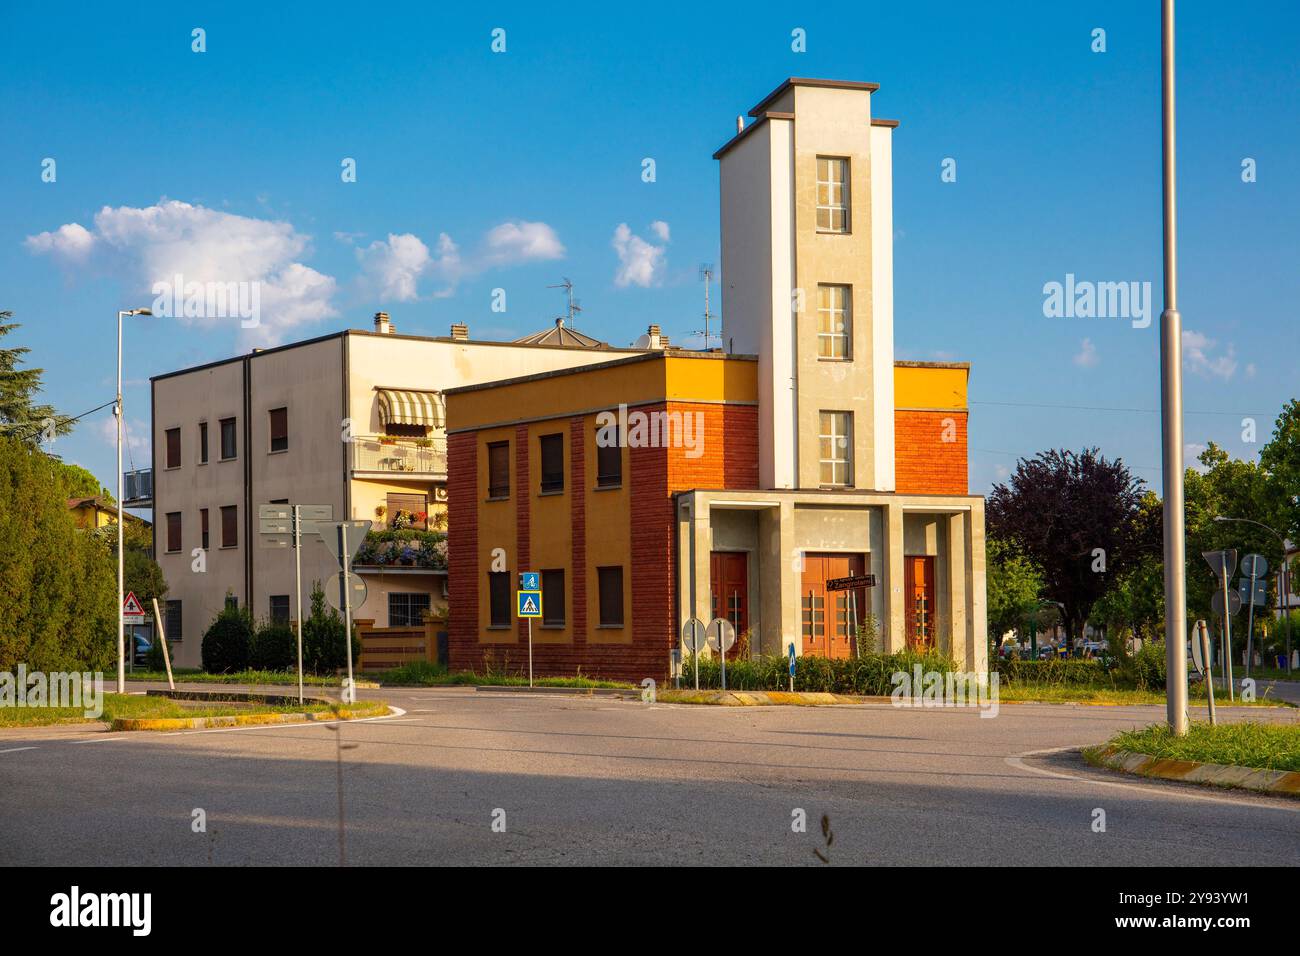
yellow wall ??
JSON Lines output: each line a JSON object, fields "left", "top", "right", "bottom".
{"left": 893, "top": 365, "right": 968, "bottom": 410}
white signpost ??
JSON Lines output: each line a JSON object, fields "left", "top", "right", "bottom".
{"left": 706, "top": 617, "right": 736, "bottom": 690}
{"left": 320, "top": 520, "right": 372, "bottom": 703}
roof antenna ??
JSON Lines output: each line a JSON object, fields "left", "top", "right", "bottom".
{"left": 547, "top": 277, "right": 582, "bottom": 328}
{"left": 692, "top": 264, "right": 720, "bottom": 349}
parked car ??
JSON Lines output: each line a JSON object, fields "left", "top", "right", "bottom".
{"left": 131, "top": 634, "right": 152, "bottom": 667}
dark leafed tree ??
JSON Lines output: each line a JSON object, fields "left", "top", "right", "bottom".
{"left": 987, "top": 449, "right": 1151, "bottom": 655}
{"left": 0, "top": 313, "right": 71, "bottom": 445}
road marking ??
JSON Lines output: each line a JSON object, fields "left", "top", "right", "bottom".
{"left": 0, "top": 746, "right": 38, "bottom": 754}
{"left": 1006, "top": 745, "right": 1300, "bottom": 812}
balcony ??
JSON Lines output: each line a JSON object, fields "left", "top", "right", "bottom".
{"left": 123, "top": 468, "right": 153, "bottom": 508}
{"left": 349, "top": 435, "right": 447, "bottom": 478}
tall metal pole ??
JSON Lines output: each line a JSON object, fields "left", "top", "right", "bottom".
{"left": 1159, "top": 0, "right": 1189, "bottom": 735}
{"left": 1245, "top": 560, "right": 1258, "bottom": 678}
{"left": 341, "top": 523, "right": 355, "bottom": 701}
{"left": 116, "top": 311, "right": 125, "bottom": 695}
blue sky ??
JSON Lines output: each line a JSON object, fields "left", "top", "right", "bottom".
{"left": 2, "top": 0, "right": 1296, "bottom": 496}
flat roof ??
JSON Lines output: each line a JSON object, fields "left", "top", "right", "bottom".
{"left": 748, "top": 77, "right": 880, "bottom": 117}
{"left": 895, "top": 360, "right": 971, "bottom": 370}
{"left": 444, "top": 349, "right": 758, "bottom": 396}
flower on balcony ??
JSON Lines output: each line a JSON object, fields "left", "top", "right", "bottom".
{"left": 353, "top": 528, "right": 448, "bottom": 570}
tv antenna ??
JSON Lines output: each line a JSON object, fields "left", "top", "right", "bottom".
{"left": 547, "top": 277, "right": 582, "bottom": 327}
{"left": 692, "top": 264, "right": 721, "bottom": 348}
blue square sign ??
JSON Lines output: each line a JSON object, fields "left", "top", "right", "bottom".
{"left": 519, "top": 571, "right": 539, "bottom": 591}
{"left": 517, "top": 590, "right": 542, "bottom": 618}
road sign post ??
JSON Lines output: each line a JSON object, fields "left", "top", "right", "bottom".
{"left": 788, "top": 642, "right": 796, "bottom": 693}
{"left": 681, "top": 618, "right": 705, "bottom": 690}
{"left": 1193, "top": 619, "right": 1216, "bottom": 725}
{"left": 517, "top": 575, "right": 542, "bottom": 687}
{"left": 150, "top": 597, "right": 176, "bottom": 691}
{"left": 1204, "top": 549, "right": 1237, "bottom": 702}
{"left": 259, "top": 504, "right": 334, "bottom": 705}
{"left": 706, "top": 618, "right": 735, "bottom": 690}
{"left": 1241, "top": 554, "right": 1267, "bottom": 679}
{"left": 294, "top": 505, "right": 303, "bottom": 704}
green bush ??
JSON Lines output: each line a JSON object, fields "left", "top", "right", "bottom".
{"left": 302, "top": 584, "right": 361, "bottom": 675}
{"left": 249, "top": 621, "right": 297, "bottom": 671}
{"left": 1121, "top": 640, "right": 1168, "bottom": 690}
{"left": 994, "top": 658, "right": 1112, "bottom": 687}
{"left": 201, "top": 605, "right": 253, "bottom": 673}
{"left": 678, "top": 649, "right": 958, "bottom": 695}
{"left": 144, "top": 638, "right": 166, "bottom": 672}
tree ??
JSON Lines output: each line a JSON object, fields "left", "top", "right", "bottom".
{"left": 987, "top": 448, "right": 1151, "bottom": 654}
{"left": 0, "top": 315, "right": 71, "bottom": 445}
{"left": 302, "top": 583, "right": 360, "bottom": 675}
{"left": 1259, "top": 399, "right": 1300, "bottom": 544}
{"left": 52, "top": 461, "right": 110, "bottom": 501}
{"left": 985, "top": 538, "right": 1042, "bottom": 649}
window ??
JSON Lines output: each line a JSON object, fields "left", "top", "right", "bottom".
{"left": 164, "top": 600, "right": 183, "bottom": 642}
{"left": 269, "top": 595, "right": 290, "bottom": 624}
{"left": 200, "top": 508, "right": 209, "bottom": 550}
{"left": 165, "top": 512, "right": 182, "bottom": 553}
{"left": 597, "top": 566, "right": 624, "bottom": 627}
{"left": 388, "top": 592, "right": 431, "bottom": 627}
{"left": 816, "top": 157, "right": 850, "bottom": 232}
{"left": 220, "top": 417, "right": 237, "bottom": 460}
{"left": 539, "top": 434, "right": 564, "bottom": 493}
{"left": 817, "top": 285, "right": 852, "bottom": 359}
{"left": 819, "top": 411, "right": 853, "bottom": 487}
{"left": 220, "top": 505, "right": 238, "bottom": 548}
{"left": 596, "top": 426, "right": 622, "bottom": 488}
{"left": 165, "top": 428, "right": 181, "bottom": 469}
{"left": 488, "top": 572, "right": 511, "bottom": 627}
{"left": 387, "top": 492, "right": 428, "bottom": 530}
{"left": 541, "top": 569, "right": 565, "bottom": 626}
{"left": 487, "top": 441, "right": 510, "bottom": 498}
{"left": 199, "top": 421, "right": 209, "bottom": 464}
{"left": 269, "top": 407, "right": 288, "bottom": 452}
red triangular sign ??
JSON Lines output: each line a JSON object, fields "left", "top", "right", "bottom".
{"left": 122, "top": 591, "right": 145, "bottom": 617}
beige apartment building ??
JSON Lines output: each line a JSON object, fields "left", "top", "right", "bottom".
{"left": 149, "top": 314, "right": 644, "bottom": 668}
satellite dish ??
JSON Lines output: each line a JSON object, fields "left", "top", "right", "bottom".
{"left": 633, "top": 333, "right": 652, "bottom": 349}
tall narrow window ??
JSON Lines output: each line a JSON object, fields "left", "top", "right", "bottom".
{"left": 200, "top": 508, "right": 209, "bottom": 550}
{"left": 165, "top": 428, "right": 181, "bottom": 469}
{"left": 220, "top": 417, "right": 237, "bottom": 460}
{"left": 816, "top": 157, "right": 850, "bottom": 232}
{"left": 539, "top": 434, "right": 564, "bottom": 493}
{"left": 269, "top": 407, "right": 288, "bottom": 452}
{"left": 198, "top": 421, "right": 209, "bottom": 464}
{"left": 269, "top": 595, "right": 290, "bottom": 624}
{"left": 165, "top": 512, "right": 182, "bottom": 553}
{"left": 817, "top": 284, "right": 852, "bottom": 359}
{"left": 164, "top": 600, "right": 183, "bottom": 642}
{"left": 488, "top": 572, "right": 510, "bottom": 627}
{"left": 819, "top": 412, "right": 853, "bottom": 488}
{"left": 487, "top": 441, "right": 510, "bottom": 498}
{"left": 597, "top": 566, "right": 624, "bottom": 627}
{"left": 220, "top": 505, "right": 238, "bottom": 548}
{"left": 596, "top": 426, "right": 622, "bottom": 488}
{"left": 541, "top": 569, "right": 565, "bottom": 626}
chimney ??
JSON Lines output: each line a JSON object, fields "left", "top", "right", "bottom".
{"left": 645, "top": 324, "right": 662, "bottom": 349}
{"left": 374, "top": 311, "right": 394, "bottom": 334}
{"left": 449, "top": 322, "right": 469, "bottom": 341}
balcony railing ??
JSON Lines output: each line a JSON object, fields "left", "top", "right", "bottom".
{"left": 349, "top": 435, "right": 447, "bottom": 476}
{"left": 123, "top": 468, "right": 153, "bottom": 508}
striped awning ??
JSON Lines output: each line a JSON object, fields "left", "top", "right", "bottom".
{"left": 377, "top": 389, "right": 444, "bottom": 427}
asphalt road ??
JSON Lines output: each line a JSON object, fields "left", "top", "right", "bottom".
{"left": 1, "top": 687, "right": 1296, "bottom": 866}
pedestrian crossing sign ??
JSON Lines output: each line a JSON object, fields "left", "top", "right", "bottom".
{"left": 517, "top": 590, "right": 542, "bottom": 618}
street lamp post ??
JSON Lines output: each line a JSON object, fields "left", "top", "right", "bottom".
{"left": 1158, "top": 0, "right": 1188, "bottom": 735}
{"left": 1215, "top": 515, "right": 1292, "bottom": 674}
{"left": 116, "top": 308, "right": 152, "bottom": 694}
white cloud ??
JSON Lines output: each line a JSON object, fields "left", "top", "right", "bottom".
{"left": 1182, "top": 330, "right": 1237, "bottom": 381}
{"left": 27, "top": 200, "right": 338, "bottom": 345}
{"left": 357, "top": 233, "right": 433, "bottom": 302}
{"left": 481, "top": 221, "right": 565, "bottom": 266}
{"left": 1245, "top": 363, "right": 1257, "bottom": 379}
{"left": 649, "top": 220, "right": 670, "bottom": 242}
{"left": 96, "top": 416, "right": 149, "bottom": 454}
{"left": 1073, "top": 337, "right": 1099, "bottom": 368}
{"left": 612, "top": 222, "right": 668, "bottom": 288}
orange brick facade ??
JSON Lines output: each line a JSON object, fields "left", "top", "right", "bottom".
{"left": 894, "top": 409, "right": 968, "bottom": 495}
{"left": 448, "top": 401, "right": 758, "bottom": 682}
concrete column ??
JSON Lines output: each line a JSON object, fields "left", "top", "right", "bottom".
{"left": 884, "top": 501, "right": 906, "bottom": 651}
{"left": 967, "top": 499, "right": 989, "bottom": 673}
{"left": 779, "top": 501, "right": 799, "bottom": 654}
{"left": 947, "top": 511, "right": 968, "bottom": 667}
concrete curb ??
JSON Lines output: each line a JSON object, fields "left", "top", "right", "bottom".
{"left": 472, "top": 685, "right": 635, "bottom": 697}
{"left": 111, "top": 703, "right": 390, "bottom": 732}
{"left": 1086, "top": 744, "right": 1300, "bottom": 797}
{"left": 658, "top": 690, "right": 869, "bottom": 706}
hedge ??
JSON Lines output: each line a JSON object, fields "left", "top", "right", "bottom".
{"left": 679, "top": 650, "right": 958, "bottom": 695}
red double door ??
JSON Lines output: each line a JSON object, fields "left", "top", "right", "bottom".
{"left": 800, "top": 552, "right": 869, "bottom": 659}
{"left": 709, "top": 551, "right": 749, "bottom": 659}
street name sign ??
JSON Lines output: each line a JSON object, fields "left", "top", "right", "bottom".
{"left": 827, "top": 574, "right": 877, "bottom": 591}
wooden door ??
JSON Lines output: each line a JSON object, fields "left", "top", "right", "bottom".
{"left": 709, "top": 551, "right": 748, "bottom": 658}
{"left": 801, "top": 553, "right": 868, "bottom": 660}
{"left": 904, "top": 556, "right": 936, "bottom": 652}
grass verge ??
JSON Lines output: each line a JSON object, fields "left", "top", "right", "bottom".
{"left": 0, "top": 693, "right": 386, "bottom": 727}
{"left": 368, "top": 660, "right": 634, "bottom": 689}
{"left": 1098, "top": 721, "right": 1300, "bottom": 773}
{"left": 123, "top": 669, "right": 346, "bottom": 686}
{"left": 999, "top": 683, "right": 1290, "bottom": 706}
